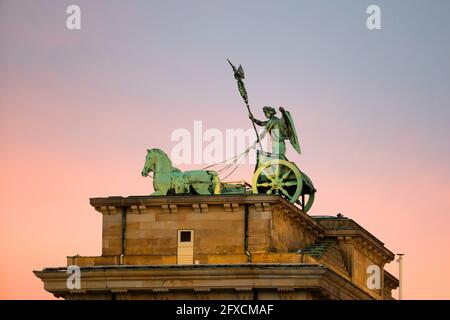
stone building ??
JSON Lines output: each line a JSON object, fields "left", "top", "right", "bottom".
{"left": 34, "top": 194, "right": 398, "bottom": 299}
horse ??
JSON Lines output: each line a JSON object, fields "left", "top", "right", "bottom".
{"left": 141, "top": 148, "right": 221, "bottom": 196}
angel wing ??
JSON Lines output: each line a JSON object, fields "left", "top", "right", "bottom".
{"left": 280, "top": 109, "right": 301, "bottom": 155}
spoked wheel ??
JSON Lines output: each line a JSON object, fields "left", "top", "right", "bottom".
{"left": 295, "top": 171, "right": 316, "bottom": 213}
{"left": 297, "top": 192, "right": 315, "bottom": 213}
{"left": 252, "top": 159, "right": 303, "bottom": 203}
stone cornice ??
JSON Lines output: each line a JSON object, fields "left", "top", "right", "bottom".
{"left": 34, "top": 263, "right": 374, "bottom": 300}
{"left": 274, "top": 205, "right": 326, "bottom": 239}
{"left": 90, "top": 194, "right": 328, "bottom": 236}
{"left": 90, "top": 194, "right": 290, "bottom": 207}
{"left": 384, "top": 270, "right": 399, "bottom": 290}
{"left": 313, "top": 217, "right": 395, "bottom": 264}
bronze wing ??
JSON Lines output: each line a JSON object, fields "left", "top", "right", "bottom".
{"left": 280, "top": 109, "right": 301, "bottom": 155}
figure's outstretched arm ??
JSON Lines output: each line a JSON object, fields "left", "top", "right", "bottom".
{"left": 258, "top": 129, "right": 268, "bottom": 140}
{"left": 249, "top": 114, "right": 268, "bottom": 126}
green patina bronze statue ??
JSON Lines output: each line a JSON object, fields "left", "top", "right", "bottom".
{"left": 141, "top": 60, "right": 316, "bottom": 213}
{"left": 250, "top": 106, "right": 301, "bottom": 157}
{"left": 227, "top": 59, "right": 315, "bottom": 211}
{"left": 141, "top": 149, "right": 221, "bottom": 196}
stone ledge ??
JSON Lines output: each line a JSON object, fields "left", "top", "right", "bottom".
{"left": 90, "top": 194, "right": 327, "bottom": 236}
{"left": 66, "top": 253, "right": 316, "bottom": 267}
{"left": 34, "top": 264, "right": 374, "bottom": 300}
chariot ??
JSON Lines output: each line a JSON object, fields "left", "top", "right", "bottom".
{"left": 218, "top": 149, "right": 316, "bottom": 213}
{"left": 251, "top": 150, "right": 315, "bottom": 212}
{"left": 142, "top": 60, "right": 317, "bottom": 213}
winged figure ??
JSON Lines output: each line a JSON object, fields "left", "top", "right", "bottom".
{"left": 250, "top": 106, "right": 301, "bottom": 157}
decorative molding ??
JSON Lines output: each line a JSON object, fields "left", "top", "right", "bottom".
{"left": 279, "top": 207, "right": 290, "bottom": 219}
{"left": 384, "top": 276, "right": 398, "bottom": 290}
{"left": 194, "top": 287, "right": 211, "bottom": 293}
{"left": 278, "top": 287, "right": 295, "bottom": 300}
{"left": 353, "top": 237, "right": 390, "bottom": 265}
{"left": 254, "top": 202, "right": 271, "bottom": 212}
{"left": 277, "top": 287, "right": 295, "bottom": 292}
{"left": 69, "top": 289, "right": 86, "bottom": 294}
{"left": 130, "top": 205, "right": 147, "bottom": 214}
{"left": 111, "top": 289, "right": 128, "bottom": 294}
{"left": 192, "top": 203, "right": 208, "bottom": 213}
{"left": 224, "top": 203, "right": 240, "bottom": 212}
{"left": 35, "top": 264, "right": 381, "bottom": 300}
{"left": 235, "top": 287, "right": 252, "bottom": 292}
{"left": 274, "top": 205, "right": 325, "bottom": 240}
{"left": 298, "top": 221, "right": 307, "bottom": 233}
{"left": 96, "top": 206, "right": 117, "bottom": 215}
{"left": 235, "top": 287, "right": 253, "bottom": 300}
{"left": 161, "top": 204, "right": 177, "bottom": 213}
{"left": 107, "top": 206, "right": 117, "bottom": 214}
{"left": 194, "top": 287, "right": 211, "bottom": 300}
{"left": 153, "top": 288, "right": 169, "bottom": 300}
{"left": 318, "top": 289, "right": 336, "bottom": 300}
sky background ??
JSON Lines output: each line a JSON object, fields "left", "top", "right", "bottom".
{"left": 1, "top": 0, "right": 449, "bottom": 299}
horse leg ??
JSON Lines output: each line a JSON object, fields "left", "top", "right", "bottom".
{"left": 152, "top": 179, "right": 170, "bottom": 196}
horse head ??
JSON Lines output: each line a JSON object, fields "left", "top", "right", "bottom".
{"left": 141, "top": 148, "right": 172, "bottom": 177}
{"left": 141, "top": 149, "right": 154, "bottom": 177}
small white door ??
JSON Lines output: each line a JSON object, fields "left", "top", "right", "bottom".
{"left": 177, "top": 230, "right": 194, "bottom": 264}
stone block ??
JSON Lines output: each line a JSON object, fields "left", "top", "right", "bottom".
{"left": 102, "top": 239, "right": 122, "bottom": 255}
{"left": 124, "top": 255, "right": 176, "bottom": 265}
{"left": 205, "top": 254, "right": 248, "bottom": 264}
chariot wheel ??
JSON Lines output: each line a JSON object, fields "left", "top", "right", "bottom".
{"left": 252, "top": 159, "right": 303, "bottom": 203}
{"left": 298, "top": 191, "right": 315, "bottom": 213}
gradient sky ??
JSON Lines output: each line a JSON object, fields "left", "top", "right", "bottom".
{"left": 1, "top": 0, "right": 449, "bottom": 299}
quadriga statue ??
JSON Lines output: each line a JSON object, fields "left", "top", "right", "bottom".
{"left": 141, "top": 148, "right": 221, "bottom": 196}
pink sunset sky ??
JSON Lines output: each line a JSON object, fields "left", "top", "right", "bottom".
{"left": 1, "top": 1, "right": 449, "bottom": 299}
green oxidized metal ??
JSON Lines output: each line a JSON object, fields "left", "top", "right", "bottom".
{"left": 141, "top": 149, "right": 221, "bottom": 196}
{"left": 141, "top": 61, "right": 316, "bottom": 213}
